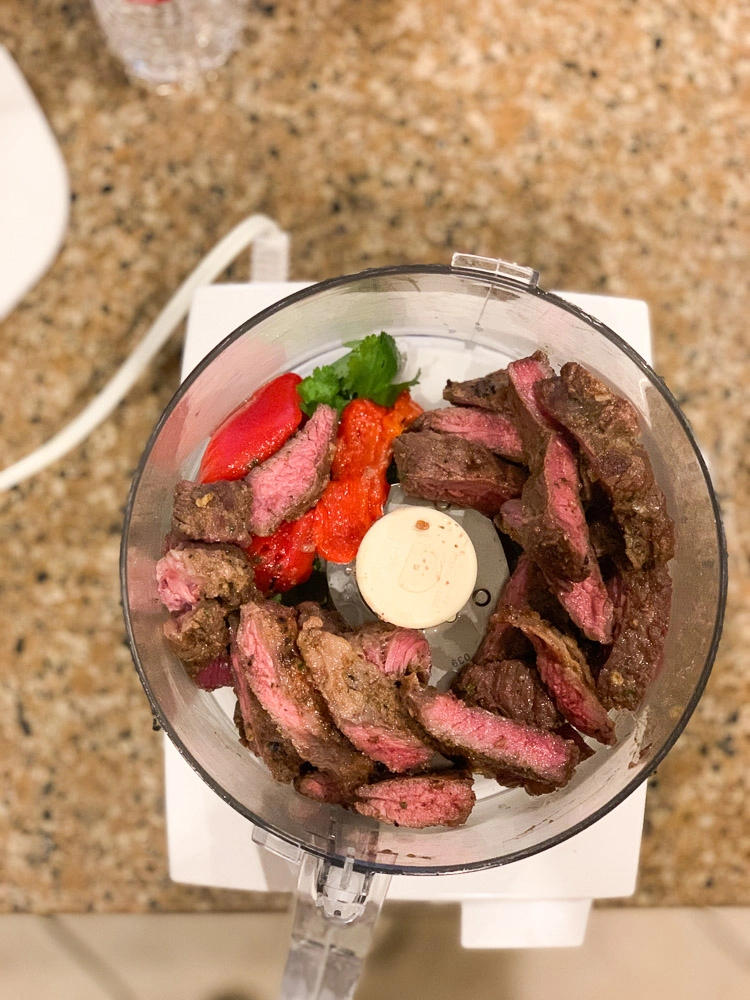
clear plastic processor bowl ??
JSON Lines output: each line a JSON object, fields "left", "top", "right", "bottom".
{"left": 121, "top": 259, "right": 726, "bottom": 999}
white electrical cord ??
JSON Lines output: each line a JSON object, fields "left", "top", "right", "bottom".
{"left": 0, "top": 213, "right": 289, "bottom": 493}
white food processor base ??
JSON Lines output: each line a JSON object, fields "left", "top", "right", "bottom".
{"left": 166, "top": 282, "right": 653, "bottom": 949}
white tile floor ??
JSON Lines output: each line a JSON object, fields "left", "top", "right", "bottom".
{"left": 2, "top": 907, "right": 750, "bottom": 1000}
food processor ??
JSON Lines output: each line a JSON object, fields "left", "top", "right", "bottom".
{"left": 121, "top": 256, "right": 726, "bottom": 998}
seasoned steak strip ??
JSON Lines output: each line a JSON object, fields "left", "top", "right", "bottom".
{"left": 353, "top": 773, "right": 476, "bottom": 829}
{"left": 294, "top": 770, "right": 351, "bottom": 805}
{"left": 296, "top": 601, "right": 349, "bottom": 635}
{"left": 597, "top": 564, "right": 673, "bottom": 710}
{"left": 495, "top": 608, "right": 616, "bottom": 745}
{"left": 236, "top": 601, "right": 373, "bottom": 789}
{"left": 413, "top": 407, "right": 524, "bottom": 463}
{"left": 349, "top": 621, "right": 432, "bottom": 683}
{"left": 402, "top": 681, "right": 579, "bottom": 789}
{"left": 535, "top": 362, "right": 675, "bottom": 569}
{"left": 453, "top": 658, "right": 562, "bottom": 731}
{"left": 297, "top": 617, "right": 434, "bottom": 773}
{"left": 506, "top": 352, "right": 592, "bottom": 584}
{"left": 193, "top": 655, "right": 234, "bottom": 691}
{"left": 230, "top": 640, "right": 303, "bottom": 783}
{"left": 172, "top": 479, "right": 254, "bottom": 545}
{"left": 393, "top": 429, "right": 526, "bottom": 516}
{"left": 472, "top": 554, "right": 536, "bottom": 663}
{"left": 156, "top": 544, "right": 257, "bottom": 612}
{"left": 248, "top": 403, "right": 338, "bottom": 536}
{"left": 455, "top": 555, "right": 559, "bottom": 730}
{"left": 163, "top": 600, "right": 229, "bottom": 670}
{"left": 498, "top": 500, "right": 614, "bottom": 644}
{"left": 443, "top": 368, "right": 516, "bottom": 416}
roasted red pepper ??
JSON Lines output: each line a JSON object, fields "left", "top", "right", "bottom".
{"left": 314, "top": 391, "right": 423, "bottom": 564}
{"left": 382, "top": 390, "right": 424, "bottom": 442}
{"left": 246, "top": 508, "right": 317, "bottom": 594}
{"left": 198, "top": 372, "right": 303, "bottom": 483}
{"left": 313, "top": 472, "right": 390, "bottom": 565}
{"left": 331, "top": 398, "right": 390, "bottom": 478}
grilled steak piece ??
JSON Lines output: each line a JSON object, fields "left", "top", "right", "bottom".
{"left": 443, "top": 368, "right": 516, "bottom": 415}
{"left": 393, "top": 430, "right": 526, "bottom": 516}
{"left": 294, "top": 770, "right": 350, "bottom": 804}
{"left": 413, "top": 407, "right": 524, "bottom": 462}
{"left": 498, "top": 500, "right": 614, "bottom": 644}
{"left": 556, "top": 723, "right": 596, "bottom": 762}
{"left": 193, "top": 655, "right": 234, "bottom": 691}
{"left": 554, "top": 568, "right": 614, "bottom": 645}
{"left": 230, "top": 639, "right": 303, "bottom": 783}
{"left": 163, "top": 600, "right": 229, "bottom": 669}
{"left": 353, "top": 772, "right": 476, "bottom": 828}
{"left": 234, "top": 698, "right": 256, "bottom": 753}
{"left": 247, "top": 403, "right": 338, "bottom": 536}
{"left": 296, "top": 601, "right": 349, "bottom": 635}
{"left": 236, "top": 600, "right": 373, "bottom": 788}
{"left": 495, "top": 608, "right": 615, "bottom": 745}
{"left": 156, "top": 544, "right": 256, "bottom": 612}
{"left": 587, "top": 509, "right": 627, "bottom": 563}
{"left": 297, "top": 616, "right": 434, "bottom": 773}
{"left": 597, "top": 564, "right": 673, "bottom": 710}
{"left": 535, "top": 362, "right": 675, "bottom": 569}
{"left": 506, "top": 352, "right": 593, "bottom": 584}
{"left": 473, "top": 554, "right": 535, "bottom": 663}
{"left": 455, "top": 555, "right": 558, "bottom": 729}
{"left": 402, "top": 681, "right": 579, "bottom": 789}
{"left": 172, "top": 479, "right": 254, "bottom": 545}
{"left": 349, "top": 622, "right": 432, "bottom": 683}
{"left": 453, "top": 658, "right": 562, "bottom": 730}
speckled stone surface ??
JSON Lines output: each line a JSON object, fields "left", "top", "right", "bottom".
{"left": 0, "top": 0, "right": 746, "bottom": 912}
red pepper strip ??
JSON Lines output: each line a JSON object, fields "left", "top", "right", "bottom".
{"left": 313, "top": 472, "right": 390, "bottom": 565}
{"left": 198, "top": 372, "right": 303, "bottom": 483}
{"left": 331, "top": 398, "right": 389, "bottom": 479}
{"left": 382, "top": 390, "right": 424, "bottom": 444}
{"left": 314, "top": 392, "right": 423, "bottom": 564}
{"left": 246, "top": 508, "right": 317, "bottom": 594}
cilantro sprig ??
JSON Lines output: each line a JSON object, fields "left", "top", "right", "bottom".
{"left": 297, "top": 332, "right": 420, "bottom": 415}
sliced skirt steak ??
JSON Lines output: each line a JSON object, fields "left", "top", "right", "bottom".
{"left": 156, "top": 543, "right": 256, "bottom": 612}
{"left": 453, "top": 657, "right": 562, "bottom": 731}
{"left": 236, "top": 600, "right": 374, "bottom": 789}
{"left": 414, "top": 407, "right": 524, "bottom": 462}
{"left": 443, "top": 368, "right": 516, "bottom": 415}
{"left": 494, "top": 607, "right": 616, "bottom": 745}
{"left": 297, "top": 616, "right": 434, "bottom": 773}
{"left": 172, "top": 479, "right": 254, "bottom": 546}
{"left": 247, "top": 403, "right": 338, "bottom": 536}
{"left": 353, "top": 772, "right": 476, "bottom": 828}
{"left": 230, "top": 639, "right": 303, "bottom": 783}
{"left": 349, "top": 621, "right": 432, "bottom": 683}
{"left": 193, "top": 655, "right": 234, "bottom": 691}
{"left": 597, "top": 564, "right": 672, "bottom": 710}
{"left": 505, "top": 352, "right": 594, "bottom": 585}
{"left": 535, "top": 362, "right": 675, "bottom": 569}
{"left": 393, "top": 429, "right": 526, "bottom": 516}
{"left": 163, "top": 599, "right": 229, "bottom": 670}
{"left": 294, "top": 770, "right": 351, "bottom": 804}
{"left": 472, "top": 554, "right": 535, "bottom": 663}
{"left": 498, "top": 500, "right": 614, "bottom": 644}
{"left": 402, "top": 681, "right": 579, "bottom": 789}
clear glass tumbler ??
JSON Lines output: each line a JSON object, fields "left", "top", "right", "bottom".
{"left": 89, "top": 0, "right": 246, "bottom": 89}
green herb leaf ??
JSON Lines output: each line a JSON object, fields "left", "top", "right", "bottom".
{"left": 297, "top": 364, "right": 348, "bottom": 416}
{"left": 297, "top": 332, "right": 419, "bottom": 414}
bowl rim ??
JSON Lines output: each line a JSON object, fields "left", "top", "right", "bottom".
{"left": 120, "top": 262, "right": 728, "bottom": 875}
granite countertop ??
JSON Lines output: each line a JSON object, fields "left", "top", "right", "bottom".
{"left": 0, "top": 0, "right": 746, "bottom": 913}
